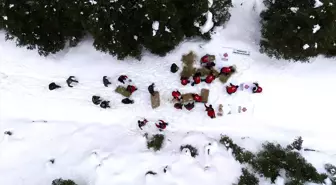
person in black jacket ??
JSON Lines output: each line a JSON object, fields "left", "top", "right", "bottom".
{"left": 103, "top": 76, "right": 112, "bottom": 87}
{"left": 66, "top": 76, "right": 78, "bottom": 88}
{"left": 49, "top": 82, "right": 61, "bottom": 90}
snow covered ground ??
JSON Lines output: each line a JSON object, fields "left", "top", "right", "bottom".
{"left": 0, "top": 0, "right": 336, "bottom": 184}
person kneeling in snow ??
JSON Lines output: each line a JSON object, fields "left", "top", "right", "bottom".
{"left": 226, "top": 83, "right": 239, "bottom": 95}
{"left": 156, "top": 120, "right": 168, "bottom": 131}
{"left": 192, "top": 94, "right": 202, "bottom": 102}
{"left": 92, "top": 95, "right": 102, "bottom": 105}
{"left": 66, "top": 76, "right": 79, "bottom": 88}
{"left": 180, "top": 77, "right": 190, "bottom": 86}
{"left": 252, "top": 83, "right": 263, "bottom": 93}
{"left": 220, "top": 66, "right": 235, "bottom": 76}
{"left": 201, "top": 55, "right": 216, "bottom": 69}
{"left": 122, "top": 98, "right": 134, "bottom": 104}
{"left": 103, "top": 76, "right": 112, "bottom": 87}
{"left": 100, "top": 100, "right": 110, "bottom": 109}
{"left": 126, "top": 85, "right": 137, "bottom": 94}
{"left": 191, "top": 72, "right": 201, "bottom": 86}
{"left": 118, "top": 75, "right": 128, "bottom": 84}
{"left": 202, "top": 73, "right": 216, "bottom": 84}
{"left": 204, "top": 103, "right": 216, "bottom": 119}
{"left": 184, "top": 102, "right": 195, "bottom": 111}
{"left": 138, "top": 119, "right": 148, "bottom": 130}
{"left": 172, "top": 90, "right": 181, "bottom": 101}
{"left": 49, "top": 82, "right": 61, "bottom": 91}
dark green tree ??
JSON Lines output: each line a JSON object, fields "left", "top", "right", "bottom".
{"left": 52, "top": 178, "right": 77, "bottom": 185}
{"left": 260, "top": 0, "right": 336, "bottom": 61}
{"left": 1, "top": 0, "right": 85, "bottom": 56}
{"left": 140, "top": 0, "right": 184, "bottom": 56}
{"left": 237, "top": 168, "right": 259, "bottom": 185}
{"left": 210, "top": 0, "right": 232, "bottom": 27}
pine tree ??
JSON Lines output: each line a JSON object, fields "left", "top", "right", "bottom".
{"left": 237, "top": 168, "right": 259, "bottom": 185}
{"left": 260, "top": 0, "right": 336, "bottom": 61}
{"left": 210, "top": 0, "right": 232, "bottom": 27}
{"left": 2, "top": 0, "right": 85, "bottom": 56}
{"left": 140, "top": 0, "right": 184, "bottom": 56}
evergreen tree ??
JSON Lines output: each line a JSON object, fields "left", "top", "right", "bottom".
{"left": 140, "top": 0, "right": 184, "bottom": 56}
{"left": 237, "top": 168, "right": 259, "bottom": 185}
{"left": 260, "top": 0, "right": 336, "bottom": 61}
{"left": 2, "top": 0, "right": 85, "bottom": 56}
{"left": 147, "top": 134, "right": 165, "bottom": 151}
{"left": 210, "top": 0, "right": 232, "bottom": 27}
{"left": 52, "top": 178, "right": 77, "bottom": 185}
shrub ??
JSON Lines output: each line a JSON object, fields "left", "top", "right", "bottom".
{"left": 147, "top": 134, "right": 164, "bottom": 151}
{"left": 259, "top": 0, "right": 336, "bottom": 61}
{"left": 52, "top": 178, "right": 77, "bottom": 185}
{"left": 220, "top": 135, "right": 329, "bottom": 185}
{"left": 180, "top": 144, "right": 198, "bottom": 157}
{"left": 1, "top": 0, "right": 85, "bottom": 56}
{"left": 236, "top": 168, "right": 259, "bottom": 185}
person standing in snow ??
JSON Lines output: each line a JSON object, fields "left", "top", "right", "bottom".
{"left": 172, "top": 90, "right": 181, "bottom": 101}
{"left": 204, "top": 103, "right": 216, "bottom": 119}
{"left": 226, "top": 83, "right": 239, "bottom": 95}
{"left": 49, "top": 82, "right": 61, "bottom": 90}
{"left": 191, "top": 72, "right": 201, "bottom": 86}
{"left": 122, "top": 98, "right": 134, "bottom": 104}
{"left": 66, "top": 76, "right": 79, "bottom": 88}
{"left": 220, "top": 66, "right": 235, "bottom": 76}
{"left": 180, "top": 77, "right": 190, "bottom": 86}
{"left": 202, "top": 73, "right": 216, "bottom": 84}
{"left": 252, "top": 83, "right": 263, "bottom": 93}
{"left": 103, "top": 76, "right": 112, "bottom": 87}
{"left": 100, "top": 100, "right": 110, "bottom": 109}
{"left": 118, "top": 75, "right": 128, "bottom": 84}
{"left": 92, "top": 95, "right": 102, "bottom": 105}
{"left": 138, "top": 119, "right": 148, "bottom": 130}
{"left": 156, "top": 120, "right": 168, "bottom": 131}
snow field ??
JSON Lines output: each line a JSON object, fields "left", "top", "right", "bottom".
{"left": 1, "top": 0, "right": 336, "bottom": 184}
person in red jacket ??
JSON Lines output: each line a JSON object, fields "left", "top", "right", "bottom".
{"left": 156, "top": 120, "right": 168, "bottom": 131}
{"left": 192, "top": 94, "right": 202, "bottom": 102}
{"left": 126, "top": 85, "right": 137, "bottom": 94}
{"left": 226, "top": 83, "right": 239, "bottom": 95}
{"left": 180, "top": 77, "right": 190, "bottom": 86}
{"left": 138, "top": 119, "right": 148, "bottom": 130}
{"left": 204, "top": 103, "right": 216, "bottom": 119}
{"left": 172, "top": 90, "right": 181, "bottom": 101}
{"left": 118, "top": 75, "right": 128, "bottom": 84}
{"left": 201, "top": 55, "right": 215, "bottom": 69}
{"left": 202, "top": 73, "right": 216, "bottom": 84}
{"left": 252, "top": 83, "right": 263, "bottom": 93}
{"left": 184, "top": 102, "right": 195, "bottom": 111}
{"left": 220, "top": 66, "right": 235, "bottom": 75}
{"left": 191, "top": 72, "right": 201, "bottom": 86}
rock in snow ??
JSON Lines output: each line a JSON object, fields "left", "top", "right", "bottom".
{"left": 313, "top": 24, "right": 321, "bottom": 33}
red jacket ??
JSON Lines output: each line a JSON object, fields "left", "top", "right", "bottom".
{"left": 254, "top": 86, "right": 262, "bottom": 93}
{"left": 193, "top": 94, "right": 202, "bottom": 102}
{"left": 226, "top": 85, "right": 238, "bottom": 94}
{"left": 193, "top": 75, "right": 201, "bottom": 84}
{"left": 181, "top": 78, "right": 190, "bottom": 85}
{"left": 205, "top": 104, "right": 216, "bottom": 118}
{"left": 172, "top": 91, "right": 181, "bottom": 100}
{"left": 127, "top": 85, "right": 137, "bottom": 93}
{"left": 201, "top": 55, "right": 209, "bottom": 63}
{"left": 156, "top": 120, "right": 167, "bottom": 129}
{"left": 205, "top": 74, "right": 215, "bottom": 84}
{"left": 221, "top": 67, "right": 232, "bottom": 74}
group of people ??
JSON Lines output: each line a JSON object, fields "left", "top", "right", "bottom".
{"left": 138, "top": 118, "right": 168, "bottom": 131}
{"left": 171, "top": 90, "right": 203, "bottom": 111}
{"left": 48, "top": 76, "right": 79, "bottom": 90}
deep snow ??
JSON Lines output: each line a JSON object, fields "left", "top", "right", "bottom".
{"left": 1, "top": 0, "right": 336, "bottom": 184}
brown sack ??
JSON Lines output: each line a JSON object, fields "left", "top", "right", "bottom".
{"left": 151, "top": 91, "right": 160, "bottom": 109}
{"left": 181, "top": 93, "right": 194, "bottom": 104}
{"left": 201, "top": 88, "right": 209, "bottom": 103}
{"left": 115, "top": 85, "right": 131, "bottom": 97}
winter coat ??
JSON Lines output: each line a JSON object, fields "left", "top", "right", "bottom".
{"left": 181, "top": 77, "right": 190, "bottom": 85}
{"left": 126, "top": 85, "right": 137, "bottom": 93}
{"left": 118, "top": 75, "right": 128, "bottom": 84}
{"left": 49, "top": 82, "right": 61, "bottom": 90}
{"left": 205, "top": 74, "right": 215, "bottom": 84}
{"left": 193, "top": 94, "right": 202, "bottom": 102}
{"left": 172, "top": 91, "right": 181, "bottom": 100}
{"left": 226, "top": 84, "right": 238, "bottom": 94}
